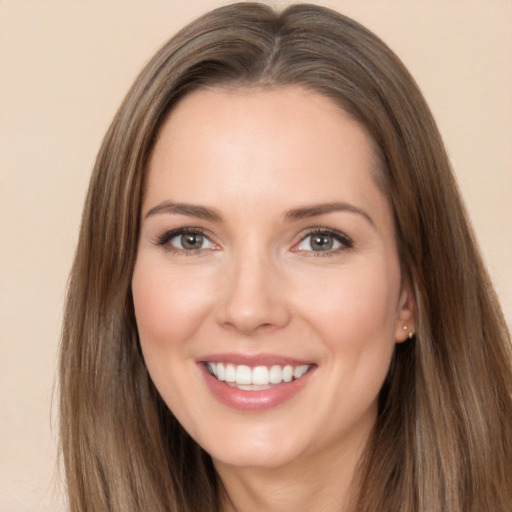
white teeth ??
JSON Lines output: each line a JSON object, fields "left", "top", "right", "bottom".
{"left": 235, "top": 365, "right": 252, "bottom": 385}
{"left": 206, "top": 362, "right": 312, "bottom": 386}
{"left": 216, "top": 362, "right": 225, "bottom": 381}
{"left": 294, "top": 365, "right": 309, "bottom": 379}
{"left": 252, "top": 366, "right": 269, "bottom": 385}
{"left": 225, "top": 364, "right": 236, "bottom": 383}
{"left": 269, "top": 365, "right": 283, "bottom": 384}
{"left": 283, "top": 365, "right": 293, "bottom": 383}
{"left": 207, "top": 362, "right": 217, "bottom": 376}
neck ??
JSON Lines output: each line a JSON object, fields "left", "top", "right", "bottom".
{"left": 215, "top": 433, "right": 368, "bottom": 512}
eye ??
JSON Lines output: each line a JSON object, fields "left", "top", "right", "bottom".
{"left": 155, "top": 228, "right": 217, "bottom": 253}
{"left": 293, "top": 229, "right": 353, "bottom": 254}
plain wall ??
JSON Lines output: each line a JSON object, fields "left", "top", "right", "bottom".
{"left": 1, "top": 1, "right": 510, "bottom": 510}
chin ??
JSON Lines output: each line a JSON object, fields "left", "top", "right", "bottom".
{"left": 197, "top": 424, "right": 305, "bottom": 470}
{"left": 210, "top": 444, "right": 299, "bottom": 470}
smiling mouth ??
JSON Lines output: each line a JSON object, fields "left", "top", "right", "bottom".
{"left": 205, "top": 362, "right": 313, "bottom": 390}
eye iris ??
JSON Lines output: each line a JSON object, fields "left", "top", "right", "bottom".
{"left": 181, "top": 233, "right": 203, "bottom": 250}
{"left": 310, "top": 233, "right": 333, "bottom": 251}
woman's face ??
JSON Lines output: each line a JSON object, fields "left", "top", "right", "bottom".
{"left": 132, "top": 86, "right": 414, "bottom": 471}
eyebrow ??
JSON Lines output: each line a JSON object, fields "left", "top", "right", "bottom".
{"left": 144, "top": 200, "right": 374, "bottom": 226}
{"left": 144, "top": 201, "right": 223, "bottom": 222}
{"left": 284, "top": 202, "right": 374, "bottom": 226}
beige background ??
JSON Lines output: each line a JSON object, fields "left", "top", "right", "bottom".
{"left": 1, "top": 1, "right": 510, "bottom": 510}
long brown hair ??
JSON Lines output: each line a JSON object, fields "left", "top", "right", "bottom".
{"left": 60, "top": 3, "right": 512, "bottom": 511}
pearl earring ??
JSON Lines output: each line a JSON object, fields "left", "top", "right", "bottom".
{"left": 403, "top": 325, "right": 414, "bottom": 339}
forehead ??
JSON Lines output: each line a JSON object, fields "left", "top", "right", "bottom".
{"left": 144, "top": 86, "right": 389, "bottom": 225}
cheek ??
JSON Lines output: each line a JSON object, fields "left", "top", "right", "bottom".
{"left": 296, "top": 260, "right": 400, "bottom": 347}
{"left": 301, "top": 262, "right": 400, "bottom": 421}
{"left": 131, "top": 259, "right": 215, "bottom": 348}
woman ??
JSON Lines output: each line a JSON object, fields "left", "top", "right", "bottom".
{"left": 59, "top": 3, "right": 512, "bottom": 511}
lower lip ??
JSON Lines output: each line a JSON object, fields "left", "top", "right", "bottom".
{"left": 199, "top": 364, "right": 314, "bottom": 412}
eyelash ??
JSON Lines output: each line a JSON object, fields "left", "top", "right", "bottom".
{"left": 153, "top": 227, "right": 216, "bottom": 255}
{"left": 294, "top": 228, "right": 354, "bottom": 256}
{"left": 153, "top": 227, "right": 353, "bottom": 255}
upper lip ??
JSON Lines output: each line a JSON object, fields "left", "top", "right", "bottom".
{"left": 197, "top": 352, "right": 314, "bottom": 367}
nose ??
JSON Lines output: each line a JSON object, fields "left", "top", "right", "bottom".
{"left": 215, "top": 251, "right": 292, "bottom": 335}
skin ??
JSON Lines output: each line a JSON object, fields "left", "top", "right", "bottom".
{"left": 132, "top": 86, "right": 415, "bottom": 512}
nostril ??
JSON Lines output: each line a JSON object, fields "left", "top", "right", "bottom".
{"left": 221, "top": 319, "right": 278, "bottom": 335}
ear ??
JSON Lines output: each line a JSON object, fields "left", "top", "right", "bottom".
{"left": 394, "top": 279, "right": 416, "bottom": 343}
